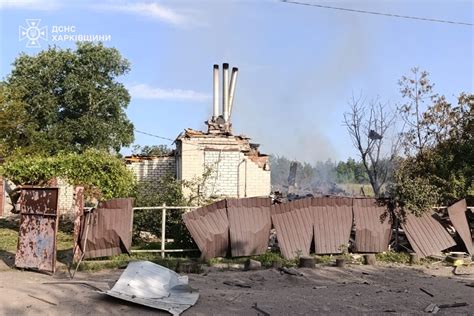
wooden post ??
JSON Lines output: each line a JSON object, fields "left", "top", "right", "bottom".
{"left": 161, "top": 203, "right": 166, "bottom": 259}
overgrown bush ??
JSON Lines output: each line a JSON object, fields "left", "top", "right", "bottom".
{"left": 1, "top": 149, "right": 135, "bottom": 200}
{"left": 132, "top": 175, "right": 196, "bottom": 249}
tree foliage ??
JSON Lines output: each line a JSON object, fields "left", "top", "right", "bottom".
{"left": 132, "top": 144, "right": 173, "bottom": 156}
{"left": 0, "top": 150, "right": 136, "bottom": 200}
{"left": 0, "top": 42, "right": 134, "bottom": 155}
{"left": 394, "top": 87, "right": 473, "bottom": 211}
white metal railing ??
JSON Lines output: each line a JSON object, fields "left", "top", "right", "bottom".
{"left": 132, "top": 204, "right": 200, "bottom": 258}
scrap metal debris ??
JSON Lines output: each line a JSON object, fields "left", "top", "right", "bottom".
{"left": 105, "top": 261, "right": 199, "bottom": 316}
{"left": 425, "top": 302, "right": 469, "bottom": 314}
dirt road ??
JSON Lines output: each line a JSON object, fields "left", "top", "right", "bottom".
{"left": 0, "top": 264, "right": 473, "bottom": 315}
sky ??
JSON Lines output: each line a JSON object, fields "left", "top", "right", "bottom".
{"left": 0, "top": 0, "right": 472, "bottom": 164}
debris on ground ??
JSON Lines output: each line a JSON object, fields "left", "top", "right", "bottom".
{"left": 424, "top": 302, "right": 469, "bottom": 314}
{"left": 27, "top": 294, "right": 57, "bottom": 306}
{"left": 278, "top": 267, "right": 304, "bottom": 276}
{"left": 104, "top": 261, "right": 199, "bottom": 316}
{"left": 252, "top": 302, "right": 270, "bottom": 316}
{"left": 244, "top": 259, "right": 262, "bottom": 271}
{"left": 223, "top": 279, "right": 252, "bottom": 288}
{"left": 419, "top": 287, "right": 434, "bottom": 297}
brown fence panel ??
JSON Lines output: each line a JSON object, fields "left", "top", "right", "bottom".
{"left": 15, "top": 187, "right": 59, "bottom": 273}
{"left": 353, "top": 198, "right": 391, "bottom": 253}
{"left": 76, "top": 198, "right": 134, "bottom": 259}
{"left": 271, "top": 198, "right": 313, "bottom": 259}
{"left": 227, "top": 197, "right": 272, "bottom": 257}
{"left": 182, "top": 200, "right": 228, "bottom": 259}
{"left": 447, "top": 199, "right": 473, "bottom": 255}
{"left": 313, "top": 200, "right": 353, "bottom": 254}
{"left": 401, "top": 211, "right": 456, "bottom": 258}
{"left": 312, "top": 196, "right": 353, "bottom": 207}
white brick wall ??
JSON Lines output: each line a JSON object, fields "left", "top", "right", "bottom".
{"left": 127, "top": 157, "right": 176, "bottom": 186}
{"left": 177, "top": 136, "right": 271, "bottom": 199}
{"left": 51, "top": 178, "right": 78, "bottom": 216}
{"left": 203, "top": 150, "right": 240, "bottom": 197}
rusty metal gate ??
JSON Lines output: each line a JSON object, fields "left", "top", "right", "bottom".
{"left": 15, "top": 187, "right": 59, "bottom": 273}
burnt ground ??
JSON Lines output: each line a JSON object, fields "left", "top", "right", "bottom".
{"left": 0, "top": 263, "right": 473, "bottom": 315}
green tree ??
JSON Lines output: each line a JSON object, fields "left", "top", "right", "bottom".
{"left": 0, "top": 42, "right": 134, "bottom": 155}
{"left": 132, "top": 144, "right": 173, "bottom": 156}
{"left": 393, "top": 68, "right": 473, "bottom": 212}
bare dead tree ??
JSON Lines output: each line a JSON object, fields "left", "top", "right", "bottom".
{"left": 343, "top": 94, "right": 399, "bottom": 197}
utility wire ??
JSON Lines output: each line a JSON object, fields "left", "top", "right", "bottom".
{"left": 281, "top": 0, "right": 473, "bottom": 26}
{"left": 134, "top": 128, "right": 204, "bottom": 148}
{"left": 134, "top": 129, "right": 175, "bottom": 142}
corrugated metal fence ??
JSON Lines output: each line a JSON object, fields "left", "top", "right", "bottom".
{"left": 184, "top": 197, "right": 472, "bottom": 260}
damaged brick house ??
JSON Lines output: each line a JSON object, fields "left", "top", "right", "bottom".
{"left": 125, "top": 64, "right": 271, "bottom": 199}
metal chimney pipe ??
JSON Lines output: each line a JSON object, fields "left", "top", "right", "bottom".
{"left": 222, "top": 63, "right": 229, "bottom": 122}
{"left": 228, "top": 67, "right": 239, "bottom": 120}
{"left": 212, "top": 64, "right": 219, "bottom": 120}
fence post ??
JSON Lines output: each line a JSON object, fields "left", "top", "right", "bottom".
{"left": 161, "top": 203, "right": 166, "bottom": 258}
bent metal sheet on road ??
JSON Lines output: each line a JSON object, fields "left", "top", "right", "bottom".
{"left": 353, "top": 198, "right": 391, "bottom": 253}
{"left": 271, "top": 198, "right": 313, "bottom": 259}
{"left": 227, "top": 197, "right": 272, "bottom": 257}
{"left": 105, "top": 261, "right": 199, "bottom": 316}
{"left": 182, "top": 200, "right": 228, "bottom": 259}
{"left": 401, "top": 211, "right": 456, "bottom": 258}
{"left": 447, "top": 199, "right": 473, "bottom": 255}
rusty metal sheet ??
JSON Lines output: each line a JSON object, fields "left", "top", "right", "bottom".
{"left": 15, "top": 187, "right": 59, "bottom": 273}
{"left": 227, "top": 197, "right": 272, "bottom": 257}
{"left": 353, "top": 198, "right": 391, "bottom": 253}
{"left": 447, "top": 199, "right": 473, "bottom": 255}
{"left": 271, "top": 198, "right": 313, "bottom": 259}
{"left": 313, "top": 197, "right": 353, "bottom": 254}
{"left": 77, "top": 198, "right": 134, "bottom": 259}
{"left": 400, "top": 211, "right": 456, "bottom": 258}
{"left": 182, "top": 200, "right": 228, "bottom": 259}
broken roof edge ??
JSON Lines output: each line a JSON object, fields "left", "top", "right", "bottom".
{"left": 176, "top": 128, "right": 250, "bottom": 141}
{"left": 124, "top": 152, "right": 175, "bottom": 163}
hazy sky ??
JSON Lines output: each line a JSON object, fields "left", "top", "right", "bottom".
{"left": 0, "top": 0, "right": 472, "bottom": 163}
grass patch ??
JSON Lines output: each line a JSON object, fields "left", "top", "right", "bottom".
{"left": 314, "top": 255, "right": 333, "bottom": 264}
{"left": 76, "top": 253, "right": 193, "bottom": 272}
{"left": 376, "top": 251, "right": 411, "bottom": 264}
{"left": 207, "top": 251, "right": 298, "bottom": 268}
{"left": 0, "top": 219, "right": 18, "bottom": 252}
